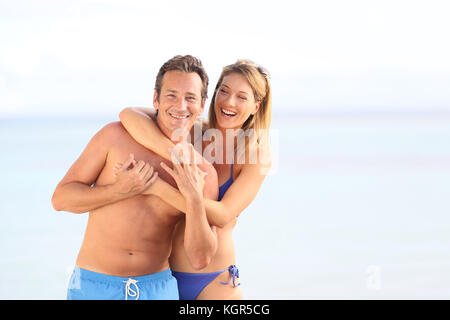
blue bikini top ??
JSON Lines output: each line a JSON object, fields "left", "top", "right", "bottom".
{"left": 218, "top": 162, "right": 234, "bottom": 201}
{"left": 195, "top": 130, "right": 235, "bottom": 201}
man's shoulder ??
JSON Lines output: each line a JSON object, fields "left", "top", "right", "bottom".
{"left": 94, "top": 121, "right": 129, "bottom": 140}
{"left": 85, "top": 122, "right": 130, "bottom": 151}
{"left": 100, "top": 121, "right": 126, "bottom": 134}
{"left": 98, "top": 121, "right": 158, "bottom": 157}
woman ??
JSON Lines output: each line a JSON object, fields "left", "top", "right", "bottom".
{"left": 118, "top": 59, "right": 272, "bottom": 300}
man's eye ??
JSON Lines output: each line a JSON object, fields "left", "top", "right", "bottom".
{"left": 187, "top": 97, "right": 196, "bottom": 101}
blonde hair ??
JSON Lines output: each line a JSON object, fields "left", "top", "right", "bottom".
{"left": 208, "top": 59, "right": 272, "bottom": 162}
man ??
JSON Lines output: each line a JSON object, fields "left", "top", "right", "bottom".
{"left": 51, "top": 55, "right": 218, "bottom": 300}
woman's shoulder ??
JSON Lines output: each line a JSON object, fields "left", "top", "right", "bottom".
{"left": 245, "top": 144, "right": 272, "bottom": 169}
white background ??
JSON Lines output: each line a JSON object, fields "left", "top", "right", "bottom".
{"left": 1, "top": 0, "right": 450, "bottom": 117}
{"left": 1, "top": 0, "right": 450, "bottom": 300}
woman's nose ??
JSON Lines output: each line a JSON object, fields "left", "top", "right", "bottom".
{"left": 222, "top": 94, "right": 237, "bottom": 108}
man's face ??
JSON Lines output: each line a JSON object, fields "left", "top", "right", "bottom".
{"left": 154, "top": 70, "right": 205, "bottom": 141}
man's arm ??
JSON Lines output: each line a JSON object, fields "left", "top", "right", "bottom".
{"left": 51, "top": 122, "right": 157, "bottom": 213}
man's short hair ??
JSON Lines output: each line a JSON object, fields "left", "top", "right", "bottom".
{"left": 154, "top": 55, "right": 209, "bottom": 101}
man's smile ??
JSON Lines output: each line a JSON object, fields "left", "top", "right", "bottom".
{"left": 168, "top": 111, "right": 191, "bottom": 120}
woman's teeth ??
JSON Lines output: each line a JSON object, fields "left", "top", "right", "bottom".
{"left": 221, "top": 108, "right": 237, "bottom": 117}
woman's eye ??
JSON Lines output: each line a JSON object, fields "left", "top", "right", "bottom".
{"left": 239, "top": 96, "right": 247, "bottom": 100}
{"left": 219, "top": 89, "right": 228, "bottom": 94}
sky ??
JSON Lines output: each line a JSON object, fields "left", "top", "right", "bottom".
{"left": 1, "top": 0, "right": 450, "bottom": 117}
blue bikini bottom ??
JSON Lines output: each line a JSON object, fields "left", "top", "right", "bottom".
{"left": 171, "top": 265, "right": 240, "bottom": 300}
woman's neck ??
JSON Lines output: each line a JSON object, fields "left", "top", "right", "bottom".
{"left": 217, "top": 126, "right": 240, "bottom": 165}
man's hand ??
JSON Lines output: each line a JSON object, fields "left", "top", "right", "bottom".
{"left": 112, "top": 153, "right": 158, "bottom": 196}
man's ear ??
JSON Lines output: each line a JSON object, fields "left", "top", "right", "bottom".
{"left": 201, "top": 98, "right": 206, "bottom": 112}
{"left": 153, "top": 90, "right": 159, "bottom": 109}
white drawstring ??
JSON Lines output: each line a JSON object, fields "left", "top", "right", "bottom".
{"left": 123, "top": 278, "right": 139, "bottom": 300}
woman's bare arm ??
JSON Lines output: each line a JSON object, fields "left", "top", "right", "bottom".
{"left": 146, "top": 153, "right": 272, "bottom": 228}
{"left": 120, "top": 107, "right": 208, "bottom": 163}
{"left": 159, "top": 149, "right": 218, "bottom": 270}
{"left": 119, "top": 107, "right": 173, "bottom": 161}
{"left": 120, "top": 107, "right": 271, "bottom": 227}
{"left": 204, "top": 157, "right": 271, "bottom": 227}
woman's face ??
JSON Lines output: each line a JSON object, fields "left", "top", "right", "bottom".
{"left": 214, "top": 72, "right": 260, "bottom": 130}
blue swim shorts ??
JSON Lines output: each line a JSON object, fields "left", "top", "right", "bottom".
{"left": 67, "top": 266, "right": 179, "bottom": 300}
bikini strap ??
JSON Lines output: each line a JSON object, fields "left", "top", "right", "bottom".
{"left": 230, "top": 147, "right": 237, "bottom": 179}
{"left": 220, "top": 265, "right": 240, "bottom": 287}
{"left": 230, "top": 162, "right": 234, "bottom": 179}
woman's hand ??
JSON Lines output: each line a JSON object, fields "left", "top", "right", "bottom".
{"left": 169, "top": 141, "right": 205, "bottom": 166}
{"left": 160, "top": 144, "right": 208, "bottom": 201}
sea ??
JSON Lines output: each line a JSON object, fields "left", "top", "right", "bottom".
{"left": 1, "top": 111, "right": 450, "bottom": 299}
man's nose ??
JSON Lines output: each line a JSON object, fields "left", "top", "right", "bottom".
{"left": 174, "top": 98, "right": 188, "bottom": 111}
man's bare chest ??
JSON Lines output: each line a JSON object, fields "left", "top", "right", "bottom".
{"left": 99, "top": 135, "right": 177, "bottom": 188}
